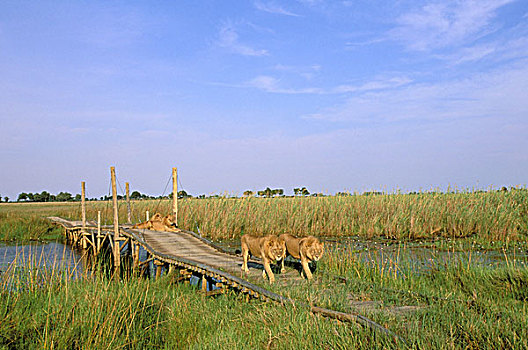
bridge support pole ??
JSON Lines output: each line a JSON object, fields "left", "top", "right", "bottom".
{"left": 96, "top": 211, "right": 101, "bottom": 255}
{"left": 111, "top": 166, "right": 121, "bottom": 273}
{"left": 172, "top": 167, "right": 178, "bottom": 226}
{"left": 201, "top": 275, "right": 208, "bottom": 292}
{"left": 126, "top": 182, "right": 131, "bottom": 224}
{"left": 81, "top": 181, "right": 87, "bottom": 250}
{"left": 155, "top": 260, "right": 164, "bottom": 279}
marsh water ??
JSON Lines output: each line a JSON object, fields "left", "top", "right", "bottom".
{"left": 1, "top": 237, "right": 527, "bottom": 282}
{"left": 215, "top": 237, "right": 528, "bottom": 272}
{"left": 0, "top": 241, "right": 85, "bottom": 279}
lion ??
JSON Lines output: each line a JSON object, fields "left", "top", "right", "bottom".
{"left": 151, "top": 214, "right": 179, "bottom": 232}
{"left": 240, "top": 234, "right": 285, "bottom": 283}
{"left": 279, "top": 234, "right": 324, "bottom": 280}
{"left": 132, "top": 213, "right": 179, "bottom": 232}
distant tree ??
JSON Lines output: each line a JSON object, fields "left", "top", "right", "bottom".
{"left": 74, "top": 194, "right": 81, "bottom": 201}
{"left": 4, "top": 197, "right": 8, "bottom": 202}
{"left": 130, "top": 191, "right": 142, "bottom": 200}
{"left": 243, "top": 190, "right": 254, "bottom": 197}
{"left": 17, "top": 193, "right": 28, "bottom": 201}
{"left": 39, "top": 191, "right": 50, "bottom": 202}
{"left": 178, "top": 190, "right": 190, "bottom": 199}
{"left": 300, "top": 187, "right": 310, "bottom": 196}
{"left": 262, "top": 187, "right": 273, "bottom": 198}
{"left": 363, "top": 191, "right": 382, "bottom": 196}
{"left": 56, "top": 192, "right": 72, "bottom": 202}
{"left": 293, "top": 188, "right": 300, "bottom": 196}
{"left": 276, "top": 189, "right": 284, "bottom": 196}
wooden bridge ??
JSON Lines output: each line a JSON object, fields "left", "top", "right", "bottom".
{"left": 47, "top": 216, "right": 402, "bottom": 341}
{"left": 45, "top": 167, "right": 402, "bottom": 342}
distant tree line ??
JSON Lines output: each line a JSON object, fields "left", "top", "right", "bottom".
{"left": 17, "top": 191, "right": 86, "bottom": 202}
{"left": 11, "top": 186, "right": 523, "bottom": 203}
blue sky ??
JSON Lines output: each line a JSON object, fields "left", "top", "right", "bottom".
{"left": 1, "top": 0, "right": 527, "bottom": 199}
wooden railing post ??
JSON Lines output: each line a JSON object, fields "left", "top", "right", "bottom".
{"left": 81, "top": 181, "right": 87, "bottom": 249}
{"left": 111, "top": 166, "right": 120, "bottom": 271}
{"left": 172, "top": 167, "right": 178, "bottom": 227}
{"left": 146, "top": 210, "right": 150, "bottom": 222}
{"left": 126, "top": 182, "right": 131, "bottom": 224}
{"left": 97, "top": 210, "right": 101, "bottom": 254}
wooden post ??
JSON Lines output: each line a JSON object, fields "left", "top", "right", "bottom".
{"left": 201, "top": 275, "right": 208, "bottom": 292}
{"left": 81, "top": 182, "right": 86, "bottom": 227}
{"left": 81, "top": 181, "right": 87, "bottom": 249}
{"left": 111, "top": 166, "right": 120, "bottom": 271}
{"left": 146, "top": 210, "right": 150, "bottom": 222}
{"left": 126, "top": 182, "right": 131, "bottom": 224}
{"left": 155, "top": 261, "right": 163, "bottom": 279}
{"left": 97, "top": 211, "right": 101, "bottom": 254}
{"left": 133, "top": 244, "right": 140, "bottom": 274}
{"left": 172, "top": 167, "right": 178, "bottom": 227}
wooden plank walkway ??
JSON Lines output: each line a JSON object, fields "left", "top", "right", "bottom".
{"left": 47, "top": 216, "right": 403, "bottom": 342}
{"left": 124, "top": 225, "right": 303, "bottom": 283}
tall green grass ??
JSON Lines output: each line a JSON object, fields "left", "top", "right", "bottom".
{"left": 1, "top": 236, "right": 527, "bottom": 349}
{"left": 0, "top": 248, "right": 387, "bottom": 349}
{"left": 2, "top": 189, "right": 527, "bottom": 243}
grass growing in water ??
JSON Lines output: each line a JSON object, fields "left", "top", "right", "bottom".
{"left": 2, "top": 188, "right": 527, "bottom": 243}
{"left": 1, "top": 241, "right": 527, "bottom": 349}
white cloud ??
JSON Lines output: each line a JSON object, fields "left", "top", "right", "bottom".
{"left": 246, "top": 75, "right": 324, "bottom": 94}
{"left": 255, "top": 2, "right": 301, "bottom": 17}
{"left": 438, "top": 34, "right": 528, "bottom": 65}
{"left": 272, "top": 63, "right": 321, "bottom": 80}
{"left": 305, "top": 59, "right": 528, "bottom": 122}
{"left": 390, "top": 0, "right": 514, "bottom": 51}
{"left": 333, "top": 76, "right": 412, "bottom": 93}
{"left": 217, "top": 23, "right": 269, "bottom": 56}
{"left": 243, "top": 74, "right": 411, "bottom": 95}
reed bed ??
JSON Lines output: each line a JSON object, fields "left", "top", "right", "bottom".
{"left": 138, "top": 189, "right": 527, "bottom": 242}
{"left": 0, "top": 247, "right": 387, "bottom": 349}
{"left": 1, "top": 238, "right": 527, "bottom": 349}
{"left": 2, "top": 189, "right": 527, "bottom": 243}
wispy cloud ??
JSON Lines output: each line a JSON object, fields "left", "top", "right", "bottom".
{"left": 255, "top": 2, "right": 301, "bottom": 17}
{"left": 216, "top": 23, "right": 269, "bottom": 56}
{"left": 272, "top": 63, "right": 321, "bottom": 80}
{"left": 246, "top": 75, "right": 323, "bottom": 94}
{"left": 389, "top": 0, "right": 514, "bottom": 51}
{"left": 305, "top": 60, "right": 528, "bottom": 122}
{"left": 244, "top": 74, "right": 412, "bottom": 95}
{"left": 333, "top": 76, "right": 412, "bottom": 93}
{"left": 204, "top": 74, "right": 414, "bottom": 96}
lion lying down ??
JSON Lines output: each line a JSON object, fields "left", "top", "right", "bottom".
{"left": 132, "top": 213, "right": 179, "bottom": 232}
{"left": 240, "top": 234, "right": 285, "bottom": 283}
{"left": 279, "top": 234, "right": 324, "bottom": 280}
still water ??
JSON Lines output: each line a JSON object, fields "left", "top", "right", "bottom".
{"left": 1, "top": 238, "right": 526, "bottom": 284}
{"left": 215, "top": 237, "right": 528, "bottom": 272}
{"left": 0, "top": 241, "right": 84, "bottom": 280}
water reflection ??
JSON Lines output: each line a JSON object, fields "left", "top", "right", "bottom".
{"left": 0, "top": 241, "right": 85, "bottom": 288}
{"left": 214, "top": 237, "right": 528, "bottom": 273}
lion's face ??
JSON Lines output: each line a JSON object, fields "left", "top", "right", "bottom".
{"left": 162, "top": 215, "right": 177, "bottom": 227}
{"left": 151, "top": 213, "right": 163, "bottom": 221}
{"left": 305, "top": 240, "right": 324, "bottom": 262}
{"left": 267, "top": 237, "right": 286, "bottom": 262}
